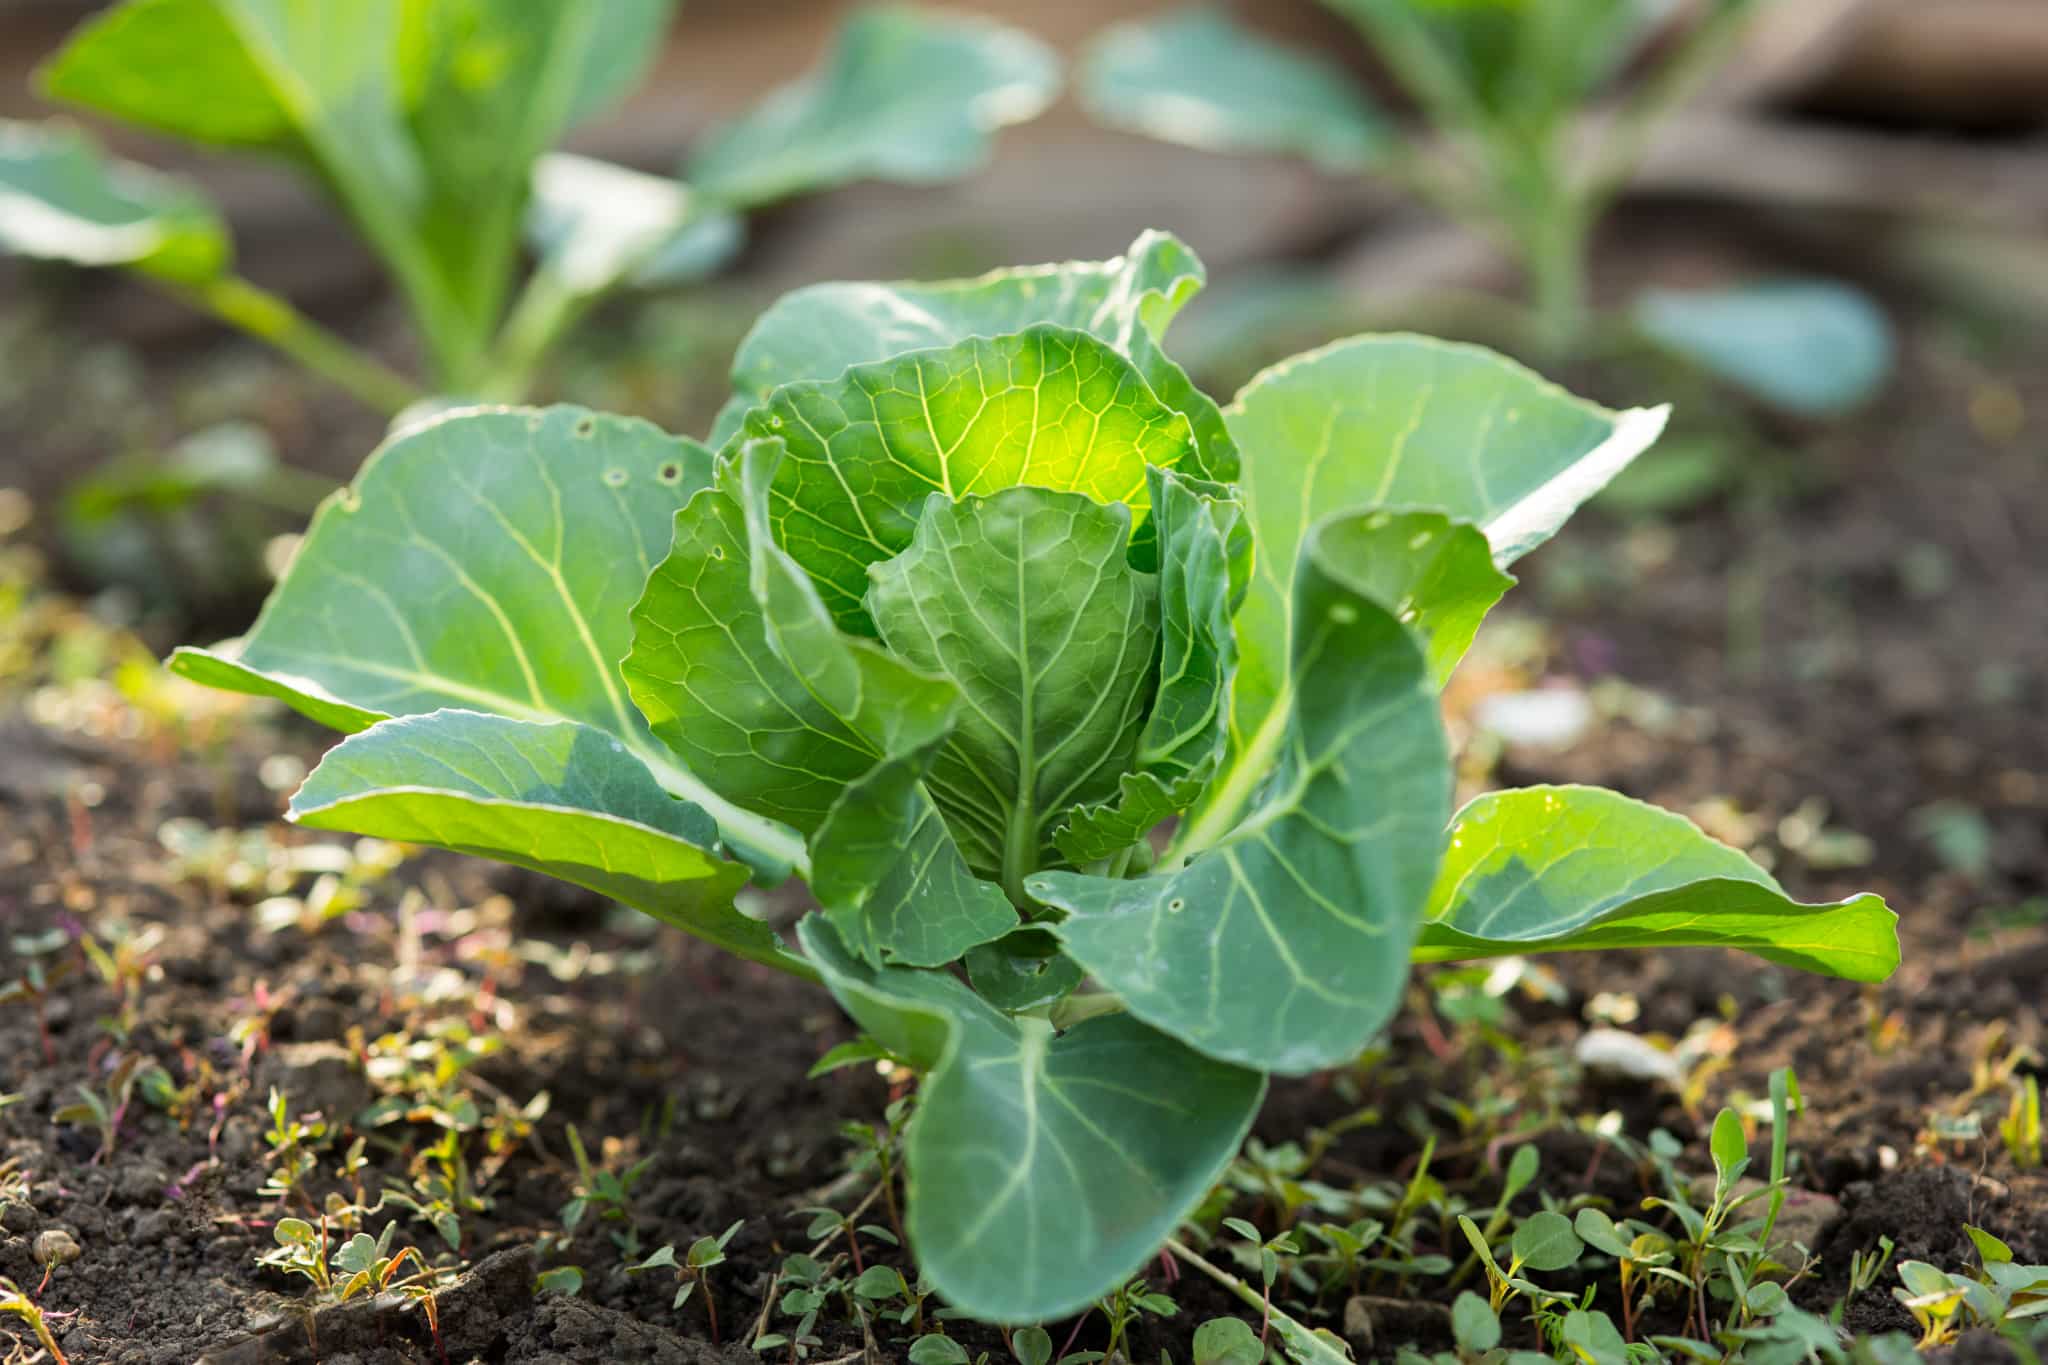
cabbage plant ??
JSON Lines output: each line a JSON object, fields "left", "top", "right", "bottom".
{"left": 170, "top": 232, "right": 1898, "bottom": 1323}
{"left": 0, "top": 1, "right": 1058, "bottom": 411}
{"left": 1079, "top": 2, "right": 1894, "bottom": 415}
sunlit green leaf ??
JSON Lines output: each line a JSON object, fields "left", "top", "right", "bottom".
{"left": 1416, "top": 785, "right": 1901, "bottom": 981}
{"left": 713, "top": 230, "right": 1233, "bottom": 479}
{"left": 623, "top": 455, "right": 884, "bottom": 834}
{"left": 728, "top": 326, "right": 1194, "bottom": 632}
{"left": 1222, "top": 335, "right": 1665, "bottom": 746}
{"left": 1633, "top": 280, "right": 1894, "bottom": 418}
{"left": 1032, "top": 510, "right": 1451, "bottom": 1073}
{"left": 1082, "top": 7, "right": 1386, "bottom": 170}
{"left": 869, "top": 488, "right": 1160, "bottom": 889}
{"left": 167, "top": 406, "right": 801, "bottom": 873}
{"left": 685, "top": 5, "right": 1059, "bottom": 209}
{"left": 799, "top": 916, "right": 1264, "bottom": 1322}
{"left": 289, "top": 711, "right": 790, "bottom": 972}
{"left": 0, "top": 119, "right": 227, "bottom": 283}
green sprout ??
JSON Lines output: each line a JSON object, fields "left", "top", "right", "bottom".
{"left": 628, "top": 1220, "right": 744, "bottom": 1346}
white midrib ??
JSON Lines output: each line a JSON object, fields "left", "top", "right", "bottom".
{"left": 999, "top": 518, "right": 1038, "bottom": 906}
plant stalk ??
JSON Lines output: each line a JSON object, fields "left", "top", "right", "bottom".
{"left": 167, "top": 275, "right": 424, "bottom": 417}
{"left": 1164, "top": 1240, "right": 1347, "bottom": 1365}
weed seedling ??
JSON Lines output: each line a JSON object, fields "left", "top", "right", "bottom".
{"left": 256, "top": 1217, "right": 447, "bottom": 1358}
{"left": 559, "top": 1124, "right": 652, "bottom": 1253}
{"left": 257, "top": 1088, "right": 331, "bottom": 1210}
{"left": 2002, "top": 1075, "right": 2043, "bottom": 1169}
{"left": 0, "top": 1275, "right": 70, "bottom": 1365}
{"left": 1220, "top": 1217, "right": 1298, "bottom": 1348}
{"left": 628, "top": 1220, "right": 743, "bottom": 1346}
{"left": 0, "top": 930, "right": 72, "bottom": 1064}
{"left": 53, "top": 1052, "right": 166, "bottom": 1163}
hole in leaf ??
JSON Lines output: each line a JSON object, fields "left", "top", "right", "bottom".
{"left": 575, "top": 416, "right": 596, "bottom": 437}
{"left": 709, "top": 544, "right": 726, "bottom": 560}
{"left": 657, "top": 463, "right": 682, "bottom": 484}
{"left": 1166, "top": 897, "right": 1186, "bottom": 914}
{"left": 603, "top": 468, "right": 627, "bottom": 487}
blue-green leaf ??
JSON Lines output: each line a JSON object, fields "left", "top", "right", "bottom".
{"left": 289, "top": 711, "right": 789, "bottom": 973}
{"left": 0, "top": 119, "right": 228, "bottom": 284}
{"left": 167, "top": 406, "right": 801, "bottom": 874}
{"left": 1053, "top": 466, "right": 1246, "bottom": 864}
{"left": 723, "top": 438, "right": 1014, "bottom": 967}
{"left": 799, "top": 916, "right": 1264, "bottom": 1322}
{"left": 1417, "top": 786, "right": 1900, "bottom": 981}
{"left": 1081, "top": 7, "right": 1386, "bottom": 171}
{"left": 1633, "top": 280, "right": 1895, "bottom": 417}
{"left": 685, "top": 5, "right": 1059, "bottom": 209}
{"left": 869, "top": 488, "right": 1160, "bottom": 891}
{"left": 1222, "top": 335, "right": 1665, "bottom": 749}
{"left": 1031, "top": 510, "right": 1451, "bottom": 1073}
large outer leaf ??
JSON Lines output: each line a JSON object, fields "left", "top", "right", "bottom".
{"left": 712, "top": 231, "right": 1235, "bottom": 479}
{"left": 167, "top": 406, "right": 802, "bottom": 872}
{"left": 869, "top": 489, "right": 1160, "bottom": 891}
{"left": 1223, "top": 335, "right": 1665, "bottom": 746}
{"left": 288, "top": 711, "right": 792, "bottom": 973}
{"left": 684, "top": 5, "right": 1060, "bottom": 210}
{"left": 1416, "top": 786, "right": 1900, "bottom": 981}
{"left": 1054, "top": 466, "right": 1247, "bottom": 865}
{"left": 0, "top": 120, "right": 228, "bottom": 284}
{"left": 1031, "top": 512, "right": 1452, "bottom": 1074}
{"left": 1081, "top": 8, "right": 1386, "bottom": 170}
{"left": 799, "top": 917, "right": 1265, "bottom": 1322}
{"left": 726, "top": 326, "right": 1194, "bottom": 632}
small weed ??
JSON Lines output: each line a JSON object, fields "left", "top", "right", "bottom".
{"left": 0, "top": 1275, "right": 70, "bottom": 1365}
{"left": 53, "top": 1052, "right": 168, "bottom": 1163}
{"left": 0, "top": 930, "right": 73, "bottom": 1064}
{"left": 255, "top": 1217, "right": 448, "bottom": 1358}
{"left": 628, "top": 1220, "right": 743, "bottom": 1345}
{"left": 257, "top": 1088, "right": 331, "bottom": 1209}
{"left": 2001, "top": 1075, "right": 2042, "bottom": 1168}
{"left": 559, "top": 1124, "right": 652, "bottom": 1253}
{"left": 1892, "top": 1225, "right": 2048, "bottom": 1348}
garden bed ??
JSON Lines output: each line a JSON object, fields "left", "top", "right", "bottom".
{"left": 1, "top": 211, "right": 2045, "bottom": 1365}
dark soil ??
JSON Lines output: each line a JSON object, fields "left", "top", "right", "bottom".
{"left": 2, "top": 225, "right": 2045, "bottom": 1364}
